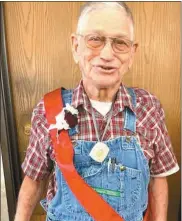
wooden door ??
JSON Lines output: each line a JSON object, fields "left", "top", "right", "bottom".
{"left": 4, "top": 2, "right": 180, "bottom": 221}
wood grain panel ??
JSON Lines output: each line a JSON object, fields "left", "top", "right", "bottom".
{"left": 4, "top": 2, "right": 83, "bottom": 154}
{"left": 4, "top": 2, "right": 180, "bottom": 221}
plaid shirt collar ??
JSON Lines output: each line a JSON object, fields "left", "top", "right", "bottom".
{"left": 72, "top": 80, "right": 135, "bottom": 115}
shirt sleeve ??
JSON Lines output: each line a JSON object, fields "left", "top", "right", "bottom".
{"left": 150, "top": 101, "right": 179, "bottom": 177}
{"left": 22, "top": 100, "right": 53, "bottom": 181}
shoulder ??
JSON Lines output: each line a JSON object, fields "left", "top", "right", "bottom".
{"left": 132, "top": 87, "right": 163, "bottom": 115}
{"left": 131, "top": 87, "right": 165, "bottom": 126}
{"left": 132, "top": 87, "right": 161, "bottom": 109}
{"left": 30, "top": 98, "right": 49, "bottom": 139}
{"left": 31, "top": 87, "right": 72, "bottom": 129}
{"left": 32, "top": 98, "right": 46, "bottom": 120}
{"left": 32, "top": 87, "right": 66, "bottom": 119}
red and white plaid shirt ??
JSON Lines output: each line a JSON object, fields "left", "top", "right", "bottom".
{"left": 22, "top": 81, "right": 179, "bottom": 203}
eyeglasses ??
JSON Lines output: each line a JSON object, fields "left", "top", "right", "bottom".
{"left": 77, "top": 34, "right": 134, "bottom": 54}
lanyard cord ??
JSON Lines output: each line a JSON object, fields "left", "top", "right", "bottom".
{"left": 91, "top": 104, "right": 113, "bottom": 142}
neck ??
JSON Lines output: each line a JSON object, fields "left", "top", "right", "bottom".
{"left": 83, "top": 81, "right": 120, "bottom": 102}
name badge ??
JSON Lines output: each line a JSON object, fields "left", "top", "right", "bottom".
{"left": 89, "top": 142, "right": 109, "bottom": 163}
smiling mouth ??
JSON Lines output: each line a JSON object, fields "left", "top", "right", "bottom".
{"left": 100, "top": 66, "right": 113, "bottom": 70}
{"left": 94, "top": 65, "right": 117, "bottom": 72}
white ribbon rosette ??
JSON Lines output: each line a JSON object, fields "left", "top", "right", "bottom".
{"left": 49, "top": 103, "right": 78, "bottom": 131}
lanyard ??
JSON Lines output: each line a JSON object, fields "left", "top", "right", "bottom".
{"left": 91, "top": 104, "right": 113, "bottom": 142}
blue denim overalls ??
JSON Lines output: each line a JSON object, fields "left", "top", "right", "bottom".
{"left": 41, "top": 88, "right": 150, "bottom": 221}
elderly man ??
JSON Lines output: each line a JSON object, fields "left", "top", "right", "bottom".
{"left": 14, "top": 2, "right": 179, "bottom": 221}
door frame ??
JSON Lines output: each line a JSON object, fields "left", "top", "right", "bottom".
{"left": 0, "top": 2, "right": 22, "bottom": 221}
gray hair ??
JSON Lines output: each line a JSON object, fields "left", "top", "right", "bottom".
{"left": 76, "top": 2, "right": 134, "bottom": 35}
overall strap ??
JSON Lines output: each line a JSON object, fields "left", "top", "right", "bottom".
{"left": 123, "top": 87, "right": 151, "bottom": 221}
{"left": 62, "top": 88, "right": 73, "bottom": 105}
{"left": 44, "top": 88, "right": 125, "bottom": 221}
{"left": 126, "top": 87, "right": 137, "bottom": 107}
{"left": 123, "top": 87, "right": 136, "bottom": 134}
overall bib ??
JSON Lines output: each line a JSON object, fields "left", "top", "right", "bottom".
{"left": 41, "top": 88, "right": 150, "bottom": 221}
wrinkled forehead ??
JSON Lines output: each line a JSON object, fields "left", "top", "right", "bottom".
{"left": 77, "top": 7, "right": 134, "bottom": 41}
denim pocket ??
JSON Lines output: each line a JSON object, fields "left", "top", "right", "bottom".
{"left": 103, "top": 165, "right": 142, "bottom": 212}
{"left": 123, "top": 166, "right": 142, "bottom": 210}
{"left": 101, "top": 166, "right": 123, "bottom": 211}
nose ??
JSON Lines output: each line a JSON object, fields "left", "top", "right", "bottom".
{"left": 99, "top": 41, "right": 114, "bottom": 61}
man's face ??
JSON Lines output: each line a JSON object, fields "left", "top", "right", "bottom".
{"left": 72, "top": 7, "right": 137, "bottom": 89}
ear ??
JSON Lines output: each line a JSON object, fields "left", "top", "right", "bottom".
{"left": 128, "top": 42, "right": 138, "bottom": 69}
{"left": 71, "top": 33, "right": 80, "bottom": 64}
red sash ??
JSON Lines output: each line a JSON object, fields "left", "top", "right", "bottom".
{"left": 44, "top": 88, "right": 150, "bottom": 221}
